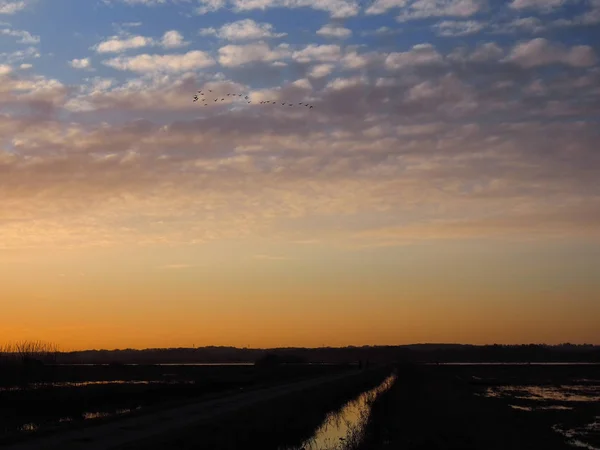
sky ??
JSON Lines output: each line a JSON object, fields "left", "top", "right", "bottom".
{"left": 1, "top": 0, "right": 599, "bottom": 351}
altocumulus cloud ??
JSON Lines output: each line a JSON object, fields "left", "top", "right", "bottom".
{"left": 0, "top": 0, "right": 599, "bottom": 250}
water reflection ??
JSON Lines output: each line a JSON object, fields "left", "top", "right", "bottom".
{"left": 553, "top": 419, "right": 600, "bottom": 450}
{"left": 485, "top": 385, "right": 600, "bottom": 403}
{"left": 484, "top": 384, "right": 599, "bottom": 449}
{"left": 0, "top": 380, "right": 194, "bottom": 391}
{"left": 19, "top": 423, "right": 39, "bottom": 433}
{"left": 11, "top": 406, "right": 144, "bottom": 438}
{"left": 286, "top": 374, "right": 396, "bottom": 450}
{"left": 83, "top": 407, "right": 141, "bottom": 420}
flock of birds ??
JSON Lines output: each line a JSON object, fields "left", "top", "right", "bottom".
{"left": 192, "top": 90, "right": 315, "bottom": 109}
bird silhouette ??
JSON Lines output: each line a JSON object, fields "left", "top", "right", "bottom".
{"left": 191, "top": 89, "right": 315, "bottom": 111}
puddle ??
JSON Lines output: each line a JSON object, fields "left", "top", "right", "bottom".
{"left": 285, "top": 374, "right": 396, "bottom": 450}
{"left": 510, "top": 405, "right": 533, "bottom": 411}
{"left": 19, "top": 423, "right": 39, "bottom": 433}
{"left": 83, "top": 407, "right": 141, "bottom": 420}
{"left": 484, "top": 385, "right": 600, "bottom": 403}
{"left": 553, "top": 419, "right": 600, "bottom": 450}
{"left": 0, "top": 380, "right": 194, "bottom": 391}
{"left": 10, "top": 406, "right": 143, "bottom": 438}
{"left": 486, "top": 384, "right": 599, "bottom": 449}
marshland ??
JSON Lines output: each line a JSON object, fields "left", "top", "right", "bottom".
{"left": 2, "top": 342, "right": 599, "bottom": 449}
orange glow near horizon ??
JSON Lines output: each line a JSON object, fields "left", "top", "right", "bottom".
{"left": 2, "top": 240, "right": 599, "bottom": 351}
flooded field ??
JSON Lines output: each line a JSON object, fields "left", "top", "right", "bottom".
{"left": 0, "top": 363, "right": 353, "bottom": 444}
{"left": 0, "top": 380, "right": 187, "bottom": 391}
{"left": 466, "top": 365, "right": 600, "bottom": 450}
{"left": 285, "top": 373, "right": 396, "bottom": 450}
{"left": 484, "top": 384, "right": 600, "bottom": 404}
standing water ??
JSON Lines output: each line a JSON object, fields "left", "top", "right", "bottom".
{"left": 285, "top": 373, "right": 397, "bottom": 450}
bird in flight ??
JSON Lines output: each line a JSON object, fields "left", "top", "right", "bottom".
{"left": 191, "top": 89, "right": 315, "bottom": 110}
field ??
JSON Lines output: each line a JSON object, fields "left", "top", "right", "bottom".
{"left": 3, "top": 354, "right": 599, "bottom": 450}
{"left": 0, "top": 362, "right": 363, "bottom": 444}
{"left": 355, "top": 363, "right": 600, "bottom": 450}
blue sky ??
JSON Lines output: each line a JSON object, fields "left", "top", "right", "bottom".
{"left": 1, "top": 0, "right": 600, "bottom": 347}
{"left": 3, "top": 0, "right": 600, "bottom": 93}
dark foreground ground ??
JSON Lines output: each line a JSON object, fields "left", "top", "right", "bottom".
{"left": 0, "top": 363, "right": 356, "bottom": 442}
{"left": 2, "top": 366, "right": 390, "bottom": 450}
{"left": 3, "top": 362, "right": 598, "bottom": 450}
{"left": 355, "top": 363, "right": 600, "bottom": 450}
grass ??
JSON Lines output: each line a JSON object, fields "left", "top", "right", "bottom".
{"left": 0, "top": 341, "right": 60, "bottom": 387}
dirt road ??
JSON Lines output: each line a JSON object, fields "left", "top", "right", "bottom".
{"left": 5, "top": 370, "right": 366, "bottom": 450}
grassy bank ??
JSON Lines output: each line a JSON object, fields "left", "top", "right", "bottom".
{"left": 118, "top": 366, "right": 392, "bottom": 450}
{"left": 351, "top": 364, "right": 576, "bottom": 450}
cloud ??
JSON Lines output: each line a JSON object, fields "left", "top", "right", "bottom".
{"left": 507, "top": 38, "right": 598, "bottom": 68}
{"left": 94, "top": 34, "right": 155, "bottom": 53}
{"left": 396, "top": 0, "right": 488, "bottom": 21}
{"left": 360, "top": 26, "right": 401, "bottom": 36}
{"left": 0, "top": 46, "right": 40, "bottom": 63}
{"left": 326, "top": 75, "right": 368, "bottom": 90}
{"left": 385, "top": 43, "right": 444, "bottom": 70}
{"left": 491, "top": 17, "right": 546, "bottom": 34}
{"left": 200, "top": 19, "right": 286, "bottom": 41}
{"left": 341, "top": 51, "right": 384, "bottom": 70}
{"left": 316, "top": 23, "right": 352, "bottom": 39}
{"left": 0, "top": 1, "right": 27, "bottom": 14}
{"left": 194, "top": 0, "right": 360, "bottom": 18}
{"left": 94, "top": 30, "right": 189, "bottom": 53}
{"left": 218, "top": 42, "right": 290, "bottom": 67}
{"left": 195, "top": 0, "right": 226, "bottom": 14}
{"left": 308, "top": 63, "right": 335, "bottom": 78}
{"left": 104, "top": 0, "right": 167, "bottom": 5}
{"left": 2, "top": 111, "right": 598, "bottom": 250}
{"left": 0, "top": 71, "right": 69, "bottom": 115}
{"left": 103, "top": 50, "right": 215, "bottom": 73}
{"left": 1, "top": 27, "right": 39, "bottom": 44}
{"left": 1, "top": 5, "right": 599, "bottom": 252}
{"left": 365, "top": 0, "right": 409, "bottom": 15}
{"left": 160, "top": 30, "right": 188, "bottom": 48}
{"left": 434, "top": 20, "right": 486, "bottom": 36}
{"left": 509, "top": 0, "right": 572, "bottom": 13}
{"left": 69, "top": 58, "right": 92, "bottom": 70}
{"left": 293, "top": 44, "right": 342, "bottom": 63}
{"left": 63, "top": 73, "right": 248, "bottom": 113}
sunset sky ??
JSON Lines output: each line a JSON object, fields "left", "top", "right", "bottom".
{"left": 1, "top": 0, "right": 599, "bottom": 350}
